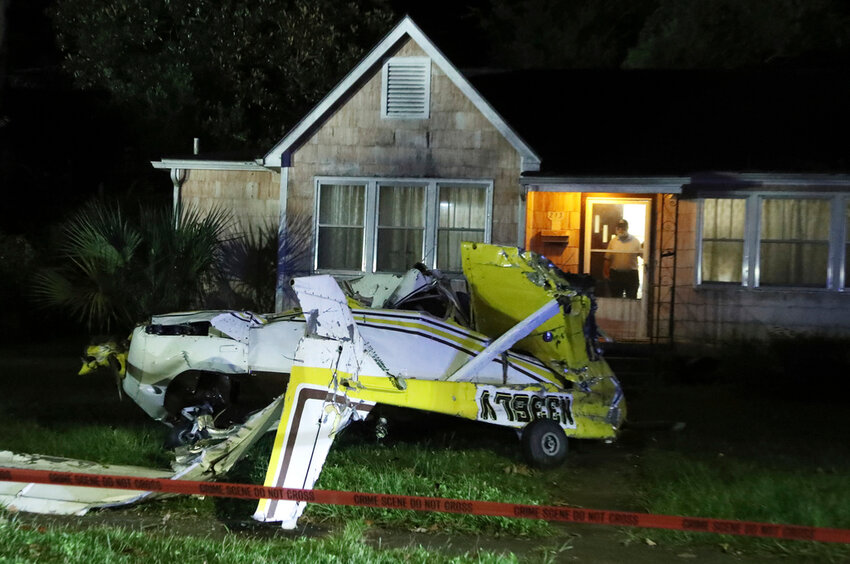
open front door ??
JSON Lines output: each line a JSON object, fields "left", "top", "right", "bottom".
{"left": 584, "top": 198, "right": 651, "bottom": 341}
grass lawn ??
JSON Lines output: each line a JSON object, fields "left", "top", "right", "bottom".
{"left": 0, "top": 517, "right": 520, "bottom": 563}
{"left": 1, "top": 339, "right": 849, "bottom": 562}
{"left": 626, "top": 378, "right": 850, "bottom": 562}
{"left": 215, "top": 419, "right": 555, "bottom": 538}
{"left": 634, "top": 450, "right": 850, "bottom": 562}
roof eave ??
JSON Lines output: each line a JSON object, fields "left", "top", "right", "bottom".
{"left": 521, "top": 175, "right": 688, "bottom": 194}
{"left": 152, "top": 159, "right": 268, "bottom": 172}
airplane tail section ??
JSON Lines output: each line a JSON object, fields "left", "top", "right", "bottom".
{"left": 251, "top": 373, "right": 373, "bottom": 527}
{"left": 253, "top": 276, "right": 377, "bottom": 528}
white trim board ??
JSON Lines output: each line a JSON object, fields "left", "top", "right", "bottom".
{"left": 522, "top": 176, "right": 687, "bottom": 194}
{"left": 152, "top": 159, "right": 268, "bottom": 172}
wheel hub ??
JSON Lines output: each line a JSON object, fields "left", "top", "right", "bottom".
{"left": 541, "top": 432, "right": 560, "bottom": 455}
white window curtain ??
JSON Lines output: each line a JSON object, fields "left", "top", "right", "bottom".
{"left": 376, "top": 184, "right": 425, "bottom": 272}
{"left": 759, "top": 198, "right": 830, "bottom": 287}
{"left": 437, "top": 184, "right": 487, "bottom": 272}
{"left": 701, "top": 198, "right": 746, "bottom": 283}
{"left": 316, "top": 184, "right": 365, "bottom": 270}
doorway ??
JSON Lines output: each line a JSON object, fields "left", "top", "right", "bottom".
{"left": 584, "top": 198, "right": 651, "bottom": 340}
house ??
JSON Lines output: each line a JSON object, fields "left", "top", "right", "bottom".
{"left": 152, "top": 16, "right": 850, "bottom": 347}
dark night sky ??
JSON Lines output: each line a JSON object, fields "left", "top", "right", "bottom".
{"left": 1, "top": 1, "right": 156, "bottom": 232}
{"left": 390, "top": 0, "right": 492, "bottom": 66}
{"left": 0, "top": 0, "right": 495, "bottom": 235}
{"left": 4, "top": 0, "right": 58, "bottom": 70}
{"left": 1, "top": 0, "right": 848, "bottom": 234}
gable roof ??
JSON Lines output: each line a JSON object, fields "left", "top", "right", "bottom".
{"left": 262, "top": 16, "right": 541, "bottom": 172}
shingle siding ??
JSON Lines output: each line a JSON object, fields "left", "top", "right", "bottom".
{"left": 180, "top": 169, "right": 280, "bottom": 233}
{"left": 287, "top": 38, "right": 522, "bottom": 261}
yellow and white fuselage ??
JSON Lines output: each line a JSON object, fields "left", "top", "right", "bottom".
{"left": 254, "top": 243, "right": 626, "bottom": 527}
{"left": 122, "top": 243, "right": 625, "bottom": 530}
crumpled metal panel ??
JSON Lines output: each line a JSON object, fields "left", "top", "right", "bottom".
{"left": 0, "top": 451, "right": 171, "bottom": 516}
{"left": 461, "top": 242, "right": 598, "bottom": 378}
{"left": 0, "top": 396, "right": 285, "bottom": 516}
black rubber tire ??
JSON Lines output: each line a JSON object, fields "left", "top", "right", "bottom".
{"left": 164, "top": 421, "right": 209, "bottom": 449}
{"left": 521, "top": 419, "right": 569, "bottom": 469}
{"left": 164, "top": 422, "right": 195, "bottom": 449}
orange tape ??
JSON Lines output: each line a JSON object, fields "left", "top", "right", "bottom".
{"left": 1, "top": 467, "right": 848, "bottom": 544}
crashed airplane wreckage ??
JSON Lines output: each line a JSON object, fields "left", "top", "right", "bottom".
{"left": 8, "top": 243, "right": 624, "bottom": 526}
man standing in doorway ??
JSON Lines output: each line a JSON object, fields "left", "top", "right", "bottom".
{"left": 604, "top": 219, "right": 642, "bottom": 299}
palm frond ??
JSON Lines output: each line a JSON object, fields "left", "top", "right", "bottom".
{"left": 33, "top": 199, "right": 233, "bottom": 333}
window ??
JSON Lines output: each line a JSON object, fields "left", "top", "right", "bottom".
{"left": 759, "top": 198, "right": 830, "bottom": 287}
{"left": 698, "top": 194, "right": 845, "bottom": 290}
{"left": 316, "top": 183, "right": 365, "bottom": 271}
{"left": 381, "top": 57, "right": 431, "bottom": 119}
{"left": 376, "top": 184, "right": 425, "bottom": 272}
{"left": 437, "top": 184, "right": 487, "bottom": 272}
{"left": 701, "top": 198, "right": 745, "bottom": 283}
{"left": 315, "top": 178, "right": 491, "bottom": 273}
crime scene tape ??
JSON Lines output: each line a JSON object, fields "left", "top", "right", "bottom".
{"left": 1, "top": 466, "right": 849, "bottom": 544}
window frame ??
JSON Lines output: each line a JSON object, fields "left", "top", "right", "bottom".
{"left": 696, "top": 192, "right": 849, "bottom": 291}
{"left": 375, "top": 182, "right": 427, "bottom": 273}
{"left": 436, "top": 183, "right": 491, "bottom": 272}
{"left": 313, "top": 176, "right": 493, "bottom": 274}
{"left": 696, "top": 196, "right": 748, "bottom": 285}
{"left": 314, "top": 182, "right": 368, "bottom": 272}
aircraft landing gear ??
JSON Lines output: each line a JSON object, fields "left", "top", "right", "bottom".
{"left": 521, "top": 419, "right": 568, "bottom": 469}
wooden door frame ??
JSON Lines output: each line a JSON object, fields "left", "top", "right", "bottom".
{"left": 582, "top": 196, "right": 653, "bottom": 340}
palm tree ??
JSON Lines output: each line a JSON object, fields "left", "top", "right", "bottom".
{"left": 33, "top": 199, "right": 231, "bottom": 333}
{"left": 220, "top": 213, "right": 312, "bottom": 312}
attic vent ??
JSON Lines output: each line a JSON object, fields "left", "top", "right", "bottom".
{"left": 381, "top": 57, "right": 431, "bottom": 119}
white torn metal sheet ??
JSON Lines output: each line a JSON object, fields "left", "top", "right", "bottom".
{"left": 210, "top": 311, "right": 267, "bottom": 343}
{"left": 149, "top": 310, "right": 226, "bottom": 325}
{"left": 0, "top": 451, "right": 172, "bottom": 516}
{"left": 294, "top": 275, "right": 361, "bottom": 342}
{"left": 343, "top": 272, "right": 403, "bottom": 308}
{"left": 0, "top": 395, "right": 285, "bottom": 516}
{"left": 173, "top": 394, "right": 286, "bottom": 478}
{"left": 384, "top": 268, "right": 431, "bottom": 306}
{"left": 291, "top": 275, "right": 385, "bottom": 386}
